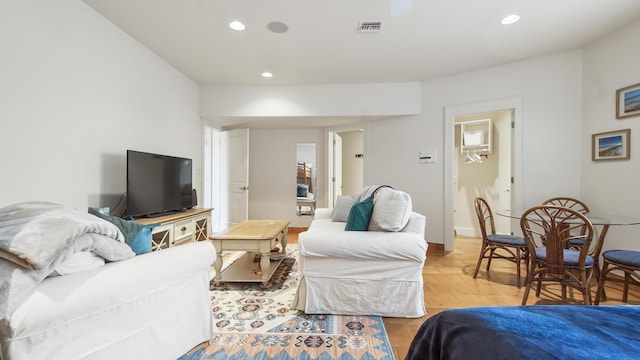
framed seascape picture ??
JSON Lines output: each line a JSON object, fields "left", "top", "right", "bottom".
{"left": 616, "top": 82, "right": 640, "bottom": 119}
{"left": 592, "top": 129, "right": 630, "bottom": 161}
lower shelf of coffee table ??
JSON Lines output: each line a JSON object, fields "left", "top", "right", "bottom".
{"left": 215, "top": 252, "right": 284, "bottom": 283}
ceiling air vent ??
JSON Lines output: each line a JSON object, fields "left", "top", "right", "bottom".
{"left": 359, "top": 21, "right": 381, "bottom": 33}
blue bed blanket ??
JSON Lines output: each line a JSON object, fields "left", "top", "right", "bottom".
{"left": 406, "top": 305, "right": 640, "bottom": 360}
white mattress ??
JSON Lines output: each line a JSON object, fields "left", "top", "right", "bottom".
{"left": 1, "top": 241, "right": 215, "bottom": 360}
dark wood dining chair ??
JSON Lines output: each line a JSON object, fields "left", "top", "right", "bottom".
{"left": 595, "top": 249, "right": 640, "bottom": 304}
{"left": 541, "top": 196, "right": 609, "bottom": 301}
{"left": 520, "top": 205, "right": 595, "bottom": 305}
{"left": 472, "top": 197, "right": 528, "bottom": 288}
{"left": 542, "top": 197, "right": 590, "bottom": 249}
{"left": 542, "top": 197, "right": 590, "bottom": 214}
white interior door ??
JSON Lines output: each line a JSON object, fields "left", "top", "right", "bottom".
{"left": 495, "top": 110, "right": 514, "bottom": 234}
{"left": 326, "top": 123, "right": 366, "bottom": 208}
{"left": 222, "top": 128, "right": 249, "bottom": 228}
{"left": 333, "top": 133, "right": 343, "bottom": 205}
{"left": 203, "top": 124, "right": 222, "bottom": 232}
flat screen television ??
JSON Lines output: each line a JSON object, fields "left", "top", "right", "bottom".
{"left": 126, "top": 150, "right": 193, "bottom": 218}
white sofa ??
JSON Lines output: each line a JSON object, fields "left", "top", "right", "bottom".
{"left": 1, "top": 241, "right": 215, "bottom": 360}
{"left": 293, "top": 187, "right": 428, "bottom": 318}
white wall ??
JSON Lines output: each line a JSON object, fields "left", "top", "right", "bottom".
{"left": 366, "top": 50, "right": 583, "bottom": 245}
{"left": 6, "top": 1, "right": 636, "bottom": 252}
{"left": 582, "top": 19, "right": 640, "bottom": 252}
{"left": 203, "top": 51, "right": 583, "bottom": 244}
{"left": 0, "top": 0, "right": 201, "bottom": 211}
{"left": 201, "top": 83, "right": 422, "bottom": 119}
{"left": 249, "top": 128, "right": 324, "bottom": 228}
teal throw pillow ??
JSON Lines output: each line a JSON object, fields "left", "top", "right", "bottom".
{"left": 88, "top": 208, "right": 157, "bottom": 255}
{"left": 345, "top": 194, "right": 375, "bottom": 231}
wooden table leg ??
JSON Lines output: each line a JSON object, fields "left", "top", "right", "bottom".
{"left": 260, "top": 251, "right": 270, "bottom": 284}
{"left": 212, "top": 240, "right": 223, "bottom": 283}
{"left": 213, "top": 253, "right": 223, "bottom": 283}
{"left": 281, "top": 232, "right": 287, "bottom": 255}
{"left": 593, "top": 225, "right": 610, "bottom": 301}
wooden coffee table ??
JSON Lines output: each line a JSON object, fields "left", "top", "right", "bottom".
{"left": 210, "top": 220, "right": 290, "bottom": 284}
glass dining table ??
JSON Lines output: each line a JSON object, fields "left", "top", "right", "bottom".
{"left": 496, "top": 208, "right": 640, "bottom": 297}
{"left": 497, "top": 209, "right": 640, "bottom": 254}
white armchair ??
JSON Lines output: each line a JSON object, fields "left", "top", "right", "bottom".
{"left": 293, "top": 187, "right": 427, "bottom": 318}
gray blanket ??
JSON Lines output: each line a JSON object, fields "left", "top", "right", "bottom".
{"left": 0, "top": 202, "right": 135, "bottom": 320}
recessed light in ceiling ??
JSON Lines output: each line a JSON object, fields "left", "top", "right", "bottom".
{"left": 501, "top": 14, "right": 520, "bottom": 25}
{"left": 267, "top": 22, "right": 289, "bottom": 33}
{"left": 229, "top": 20, "right": 246, "bottom": 31}
{"left": 261, "top": 72, "right": 273, "bottom": 78}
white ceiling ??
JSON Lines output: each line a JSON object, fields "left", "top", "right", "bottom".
{"left": 83, "top": 0, "right": 640, "bottom": 127}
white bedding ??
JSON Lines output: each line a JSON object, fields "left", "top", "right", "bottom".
{"left": 0, "top": 202, "right": 126, "bottom": 269}
{"left": 1, "top": 241, "right": 216, "bottom": 360}
{"left": 0, "top": 202, "right": 134, "bottom": 320}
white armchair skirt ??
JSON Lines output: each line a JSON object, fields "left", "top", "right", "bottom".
{"left": 293, "top": 256, "right": 426, "bottom": 317}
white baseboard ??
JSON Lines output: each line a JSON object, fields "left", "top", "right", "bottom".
{"left": 454, "top": 226, "right": 479, "bottom": 238}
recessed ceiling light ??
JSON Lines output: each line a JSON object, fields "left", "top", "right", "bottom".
{"left": 501, "top": 14, "right": 520, "bottom": 25}
{"left": 229, "top": 20, "right": 245, "bottom": 31}
{"left": 261, "top": 72, "right": 273, "bottom": 78}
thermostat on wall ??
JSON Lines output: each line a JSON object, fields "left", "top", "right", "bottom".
{"left": 419, "top": 151, "right": 436, "bottom": 164}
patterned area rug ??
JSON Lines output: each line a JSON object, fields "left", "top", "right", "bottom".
{"left": 180, "top": 245, "right": 394, "bottom": 360}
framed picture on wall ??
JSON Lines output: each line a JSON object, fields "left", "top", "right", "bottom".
{"left": 592, "top": 129, "right": 630, "bottom": 161}
{"left": 616, "top": 82, "right": 640, "bottom": 119}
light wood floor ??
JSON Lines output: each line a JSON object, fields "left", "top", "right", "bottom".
{"left": 287, "top": 231, "right": 640, "bottom": 359}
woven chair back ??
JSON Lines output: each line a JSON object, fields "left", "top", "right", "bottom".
{"left": 474, "top": 197, "right": 496, "bottom": 242}
{"left": 542, "top": 197, "right": 590, "bottom": 214}
{"left": 520, "top": 205, "right": 594, "bottom": 276}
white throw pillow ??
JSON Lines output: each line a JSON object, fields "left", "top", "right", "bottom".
{"left": 358, "top": 185, "right": 381, "bottom": 201}
{"left": 331, "top": 194, "right": 358, "bottom": 222}
{"left": 368, "top": 188, "right": 413, "bottom": 232}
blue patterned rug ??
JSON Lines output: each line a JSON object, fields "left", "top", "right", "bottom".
{"left": 180, "top": 246, "right": 394, "bottom": 360}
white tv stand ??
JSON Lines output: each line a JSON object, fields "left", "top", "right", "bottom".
{"left": 136, "top": 208, "right": 213, "bottom": 251}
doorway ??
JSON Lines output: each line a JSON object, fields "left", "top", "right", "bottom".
{"left": 327, "top": 125, "right": 365, "bottom": 207}
{"left": 453, "top": 111, "right": 513, "bottom": 238}
{"left": 202, "top": 124, "right": 249, "bottom": 233}
{"left": 203, "top": 123, "right": 221, "bottom": 232}
{"left": 296, "top": 143, "right": 317, "bottom": 216}
{"left": 444, "top": 97, "right": 523, "bottom": 252}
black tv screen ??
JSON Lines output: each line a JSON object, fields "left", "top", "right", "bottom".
{"left": 126, "top": 150, "right": 193, "bottom": 218}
